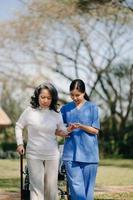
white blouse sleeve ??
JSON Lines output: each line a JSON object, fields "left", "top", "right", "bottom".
{"left": 57, "top": 112, "right": 68, "bottom": 133}
{"left": 15, "top": 108, "right": 28, "bottom": 146}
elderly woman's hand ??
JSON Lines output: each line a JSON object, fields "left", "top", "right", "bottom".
{"left": 55, "top": 130, "right": 70, "bottom": 138}
{"left": 16, "top": 144, "right": 25, "bottom": 155}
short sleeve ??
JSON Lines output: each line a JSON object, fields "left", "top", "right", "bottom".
{"left": 92, "top": 105, "right": 100, "bottom": 129}
{"left": 60, "top": 105, "right": 67, "bottom": 124}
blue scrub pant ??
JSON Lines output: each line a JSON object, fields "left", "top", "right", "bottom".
{"left": 64, "top": 161, "right": 98, "bottom": 200}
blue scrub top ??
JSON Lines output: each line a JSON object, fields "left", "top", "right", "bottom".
{"left": 60, "top": 101, "right": 100, "bottom": 163}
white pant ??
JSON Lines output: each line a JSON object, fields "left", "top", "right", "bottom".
{"left": 27, "top": 158, "right": 59, "bottom": 200}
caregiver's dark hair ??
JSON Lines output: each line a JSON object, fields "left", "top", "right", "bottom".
{"left": 69, "top": 79, "right": 90, "bottom": 101}
{"left": 30, "top": 82, "right": 58, "bottom": 112}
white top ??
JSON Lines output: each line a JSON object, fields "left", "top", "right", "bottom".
{"left": 15, "top": 106, "right": 67, "bottom": 160}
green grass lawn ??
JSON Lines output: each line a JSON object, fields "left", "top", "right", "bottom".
{"left": 0, "top": 159, "right": 24, "bottom": 192}
{"left": 0, "top": 159, "right": 133, "bottom": 199}
{"left": 96, "top": 159, "right": 133, "bottom": 186}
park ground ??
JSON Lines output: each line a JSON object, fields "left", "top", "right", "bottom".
{"left": 0, "top": 158, "right": 133, "bottom": 200}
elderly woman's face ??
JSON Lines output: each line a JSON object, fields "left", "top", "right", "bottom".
{"left": 39, "top": 89, "right": 52, "bottom": 108}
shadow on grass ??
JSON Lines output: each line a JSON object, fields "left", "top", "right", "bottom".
{"left": 0, "top": 178, "right": 19, "bottom": 189}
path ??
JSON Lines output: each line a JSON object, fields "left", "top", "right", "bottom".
{"left": 95, "top": 185, "right": 133, "bottom": 194}
{"left": 0, "top": 192, "right": 19, "bottom": 200}
{"left": 0, "top": 186, "right": 133, "bottom": 200}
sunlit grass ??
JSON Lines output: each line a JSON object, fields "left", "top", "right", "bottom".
{"left": 96, "top": 166, "right": 133, "bottom": 186}
{"left": 0, "top": 158, "right": 133, "bottom": 199}
{"left": 96, "top": 159, "right": 133, "bottom": 186}
{"left": 0, "top": 158, "right": 25, "bottom": 192}
{"left": 99, "top": 159, "right": 133, "bottom": 168}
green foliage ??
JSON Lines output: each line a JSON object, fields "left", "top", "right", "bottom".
{"left": 99, "top": 131, "right": 133, "bottom": 159}
{"left": 99, "top": 95, "right": 133, "bottom": 159}
{"left": 0, "top": 142, "right": 17, "bottom": 152}
{"left": 57, "top": 137, "right": 65, "bottom": 145}
{"left": 118, "top": 131, "right": 133, "bottom": 158}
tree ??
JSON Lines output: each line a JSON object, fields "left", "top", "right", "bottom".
{"left": 0, "top": 0, "right": 132, "bottom": 156}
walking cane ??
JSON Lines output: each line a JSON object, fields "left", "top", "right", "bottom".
{"left": 20, "top": 154, "right": 23, "bottom": 200}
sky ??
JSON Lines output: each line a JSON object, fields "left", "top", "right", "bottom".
{"left": 0, "top": 0, "right": 23, "bottom": 22}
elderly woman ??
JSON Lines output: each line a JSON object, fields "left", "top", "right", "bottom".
{"left": 15, "top": 82, "right": 72, "bottom": 200}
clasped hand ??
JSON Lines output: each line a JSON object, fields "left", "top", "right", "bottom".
{"left": 69, "top": 123, "right": 81, "bottom": 129}
{"left": 55, "top": 123, "right": 81, "bottom": 138}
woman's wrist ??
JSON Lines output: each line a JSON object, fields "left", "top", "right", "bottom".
{"left": 17, "top": 144, "right": 23, "bottom": 147}
{"left": 74, "top": 123, "right": 82, "bottom": 128}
